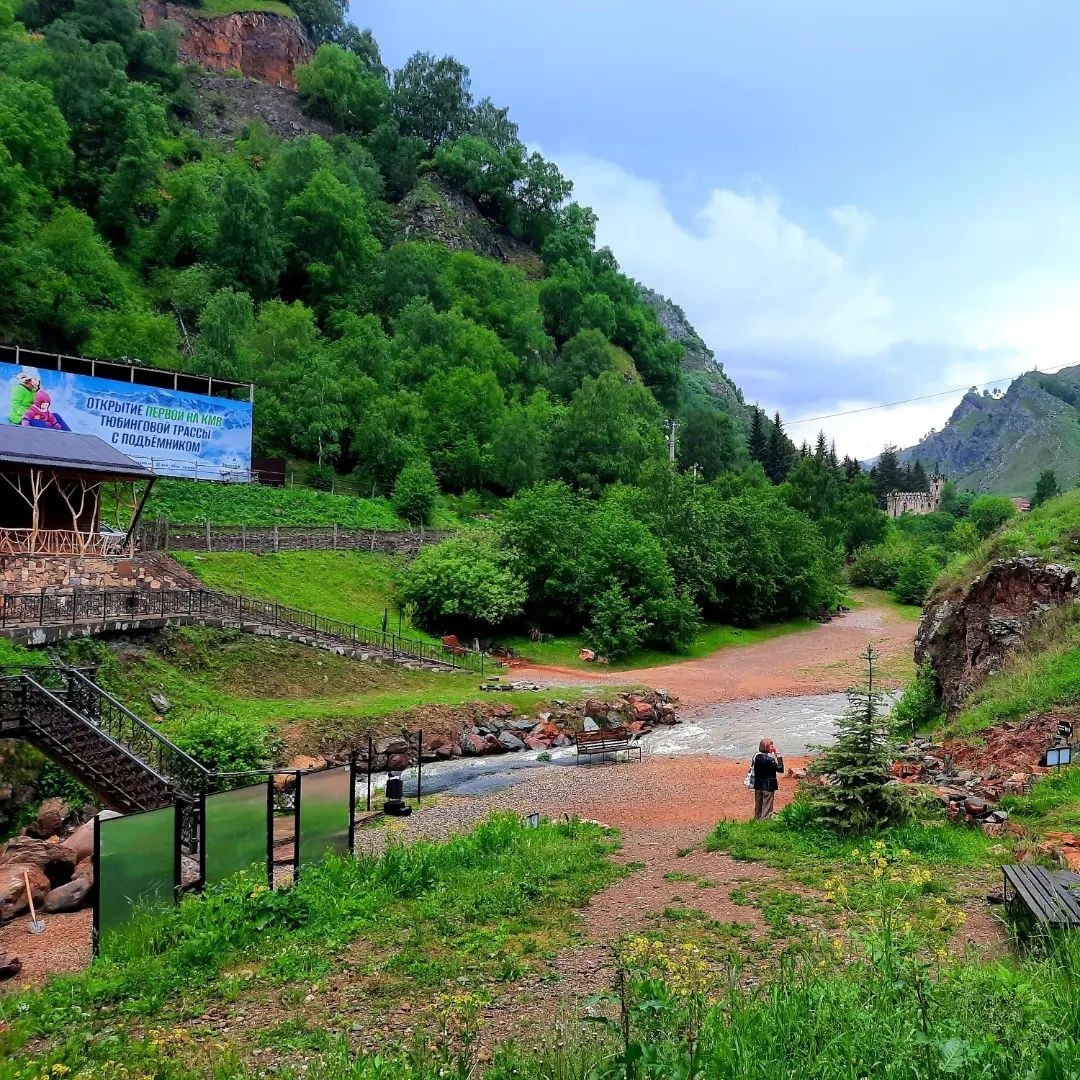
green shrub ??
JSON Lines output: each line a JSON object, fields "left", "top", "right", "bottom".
{"left": 585, "top": 584, "right": 651, "bottom": 658}
{"left": 397, "top": 531, "right": 527, "bottom": 631}
{"left": 305, "top": 462, "right": 337, "bottom": 491}
{"left": 969, "top": 494, "right": 1017, "bottom": 539}
{"left": 849, "top": 540, "right": 906, "bottom": 589}
{"left": 173, "top": 711, "right": 283, "bottom": 773}
{"left": 893, "top": 548, "right": 939, "bottom": 606}
{"left": 891, "top": 665, "right": 943, "bottom": 736}
{"left": 391, "top": 457, "right": 439, "bottom": 526}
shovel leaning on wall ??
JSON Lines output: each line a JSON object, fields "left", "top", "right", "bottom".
{"left": 23, "top": 870, "right": 45, "bottom": 934}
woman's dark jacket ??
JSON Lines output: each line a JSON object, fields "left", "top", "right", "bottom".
{"left": 752, "top": 752, "right": 783, "bottom": 792}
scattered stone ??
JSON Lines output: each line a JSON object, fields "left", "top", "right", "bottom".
{"left": 149, "top": 693, "right": 172, "bottom": 714}
{"left": 0, "top": 951, "right": 22, "bottom": 980}
{"left": 578, "top": 648, "right": 596, "bottom": 662}
{"left": 497, "top": 731, "right": 525, "bottom": 752}
{"left": 64, "top": 818, "right": 95, "bottom": 863}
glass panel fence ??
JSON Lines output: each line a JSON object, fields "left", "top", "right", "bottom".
{"left": 297, "top": 765, "right": 352, "bottom": 873}
{"left": 204, "top": 781, "right": 270, "bottom": 887}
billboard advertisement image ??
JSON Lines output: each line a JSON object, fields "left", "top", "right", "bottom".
{"left": 2, "top": 362, "right": 253, "bottom": 480}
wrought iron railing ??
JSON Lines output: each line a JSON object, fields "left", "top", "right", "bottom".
{"left": 20, "top": 673, "right": 177, "bottom": 810}
{"left": 0, "top": 588, "right": 486, "bottom": 673}
{"left": 58, "top": 666, "right": 215, "bottom": 796}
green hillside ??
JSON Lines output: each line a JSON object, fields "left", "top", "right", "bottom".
{"left": 901, "top": 366, "right": 1080, "bottom": 496}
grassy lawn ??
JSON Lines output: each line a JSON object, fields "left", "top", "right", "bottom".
{"left": 0, "top": 816, "right": 622, "bottom": 1077}
{"left": 76, "top": 628, "right": 597, "bottom": 754}
{"left": 173, "top": 550, "right": 437, "bottom": 641}
{"left": 504, "top": 617, "right": 815, "bottom": 671}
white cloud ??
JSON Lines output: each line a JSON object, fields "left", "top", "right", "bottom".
{"left": 554, "top": 154, "right": 1037, "bottom": 458}
{"left": 829, "top": 204, "right": 874, "bottom": 251}
{"left": 559, "top": 153, "right": 892, "bottom": 357}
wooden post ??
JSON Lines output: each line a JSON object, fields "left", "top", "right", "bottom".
{"left": 333, "top": 523, "right": 338, "bottom": 550}
{"left": 273, "top": 525, "right": 279, "bottom": 553}
{"left": 241, "top": 523, "right": 247, "bottom": 552}
{"left": 205, "top": 520, "right": 211, "bottom": 553}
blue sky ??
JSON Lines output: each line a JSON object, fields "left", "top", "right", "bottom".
{"left": 354, "top": 0, "right": 1080, "bottom": 456}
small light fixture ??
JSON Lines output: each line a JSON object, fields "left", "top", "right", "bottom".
{"left": 524, "top": 813, "right": 540, "bottom": 829}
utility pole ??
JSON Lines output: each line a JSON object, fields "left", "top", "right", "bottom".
{"left": 665, "top": 419, "right": 678, "bottom": 464}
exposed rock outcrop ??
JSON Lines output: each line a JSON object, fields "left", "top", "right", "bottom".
{"left": 193, "top": 74, "right": 334, "bottom": 143}
{"left": 916, "top": 557, "right": 1080, "bottom": 712}
{"left": 139, "top": 1, "right": 312, "bottom": 90}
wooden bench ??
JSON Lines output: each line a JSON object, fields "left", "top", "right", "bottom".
{"left": 575, "top": 727, "right": 641, "bottom": 764}
{"left": 1003, "top": 865, "right": 1080, "bottom": 931}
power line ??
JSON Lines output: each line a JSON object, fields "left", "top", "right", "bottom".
{"left": 785, "top": 360, "right": 1076, "bottom": 428}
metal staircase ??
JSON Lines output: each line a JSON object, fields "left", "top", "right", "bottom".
{"left": 0, "top": 663, "right": 212, "bottom": 834}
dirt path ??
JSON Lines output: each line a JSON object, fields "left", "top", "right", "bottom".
{"left": 512, "top": 600, "right": 916, "bottom": 708}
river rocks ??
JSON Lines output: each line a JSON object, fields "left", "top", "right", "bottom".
{"left": 0, "top": 951, "right": 22, "bottom": 980}
{"left": 149, "top": 693, "right": 173, "bottom": 714}
{"left": 916, "top": 557, "right": 1080, "bottom": 712}
{"left": 497, "top": 731, "right": 526, "bottom": 752}
{"left": 375, "top": 737, "right": 410, "bottom": 757}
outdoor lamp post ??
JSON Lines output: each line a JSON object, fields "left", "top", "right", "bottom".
{"left": 384, "top": 772, "right": 412, "bottom": 817}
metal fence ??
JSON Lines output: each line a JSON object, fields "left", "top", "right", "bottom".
{"left": 0, "top": 587, "right": 485, "bottom": 673}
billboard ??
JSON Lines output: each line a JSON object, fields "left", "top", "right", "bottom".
{"left": 2, "top": 361, "right": 253, "bottom": 481}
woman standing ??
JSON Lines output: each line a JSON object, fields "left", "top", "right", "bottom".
{"left": 752, "top": 738, "right": 784, "bottom": 820}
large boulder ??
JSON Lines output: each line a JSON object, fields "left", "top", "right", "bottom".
{"left": 0, "top": 951, "right": 21, "bottom": 980}
{"left": 0, "top": 837, "right": 77, "bottom": 887}
{"left": 65, "top": 819, "right": 95, "bottom": 863}
{"left": 43, "top": 875, "right": 93, "bottom": 913}
{"left": 497, "top": 731, "right": 525, "bottom": 752}
{"left": 0, "top": 863, "right": 49, "bottom": 920}
{"left": 25, "top": 797, "right": 72, "bottom": 839}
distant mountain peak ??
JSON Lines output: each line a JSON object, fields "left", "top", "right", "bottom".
{"left": 899, "top": 364, "right": 1080, "bottom": 495}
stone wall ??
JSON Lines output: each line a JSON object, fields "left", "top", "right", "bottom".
{"left": 139, "top": 1, "right": 312, "bottom": 90}
{"left": 0, "top": 554, "right": 201, "bottom": 594}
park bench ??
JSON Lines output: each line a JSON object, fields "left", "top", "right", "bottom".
{"left": 575, "top": 727, "right": 642, "bottom": 764}
{"left": 1002, "top": 864, "right": 1080, "bottom": 931}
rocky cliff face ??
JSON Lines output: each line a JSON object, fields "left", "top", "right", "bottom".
{"left": 900, "top": 365, "right": 1080, "bottom": 495}
{"left": 139, "top": 1, "right": 311, "bottom": 90}
{"left": 637, "top": 287, "right": 750, "bottom": 427}
{"left": 915, "top": 557, "right": 1080, "bottom": 712}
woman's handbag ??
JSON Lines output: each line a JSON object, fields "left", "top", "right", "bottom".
{"left": 743, "top": 759, "right": 755, "bottom": 788}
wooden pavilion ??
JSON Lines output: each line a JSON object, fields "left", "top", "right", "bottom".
{"left": 0, "top": 427, "right": 155, "bottom": 556}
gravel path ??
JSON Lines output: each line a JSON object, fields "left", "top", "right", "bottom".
{"left": 511, "top": 602, "right": 914, "bottom": 707}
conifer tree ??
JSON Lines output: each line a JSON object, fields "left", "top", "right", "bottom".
{"left": 814, "top": 429, "right": 828, "bottom": 461}
{"left": 1033, "top": 469, "right": 1060, "bottom": 508}
{"left": 764, "top": 411, "right": 794, "bottom": 483}
{"left": 873, "top": 445, "right": 902, "bottom": 508}
{"left": 911, "top": 460, "right": 928, "bottom": 492}
{"left": 748, "top": 407, "right": 768, "bottom": 466}
{"left": 808, "top": 646, "right": 912, "bottom": 833}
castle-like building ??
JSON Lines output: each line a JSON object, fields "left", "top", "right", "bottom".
{"left": 886, "top": 475, "right": 946, "bottom": 518}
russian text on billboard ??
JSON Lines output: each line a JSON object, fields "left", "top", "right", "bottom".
{"left": 3, "top": 362, "right": 253, "bottom": 481}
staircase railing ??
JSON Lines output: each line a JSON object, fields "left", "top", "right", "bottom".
{"left": 0, "top": 588, "right": 486, "bottom": 673}
{"left": 58, "top": 666, "right": 215, "bottom": 797}
{"left": 20, "top": 673, "right": 177, "bottom": 812}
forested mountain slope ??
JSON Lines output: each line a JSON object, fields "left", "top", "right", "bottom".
{"left": 0, "top": 0, "right": 749, "bottom": 499}
{"left": 900, "top": 366, "right": 1080, "bottom": 496}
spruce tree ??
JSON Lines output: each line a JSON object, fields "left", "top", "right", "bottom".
{"left": 748, "top": 407, "right": 768, "bottom": 466}
{"left": 814, "top": 429, "right": 828, "bottom": 461}
{"left": 1033, "top": 469, "right": 1060, "bottom": 508}
{"left": 765, "top": 411, "right": 794, "bottom": 483}
{"left": 808, "top": 646, "right": 912, "bottom": 833}
{"left": 911, "top": 460, "right": 928, "bottom": 492}
{"left": 873, "top": 445, "right": 902, "bottom": 508}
